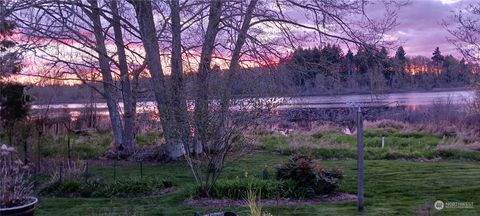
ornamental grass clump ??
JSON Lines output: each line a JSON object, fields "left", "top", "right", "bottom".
{"left": 0, "top": 144, "right": 33, "bottom": 208}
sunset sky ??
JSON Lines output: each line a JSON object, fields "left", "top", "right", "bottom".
{"left": 6, "top": 0, "right": 477, "bottom": 86}
{"left": 383, "top": 0, "right": 473, "bottom": 57}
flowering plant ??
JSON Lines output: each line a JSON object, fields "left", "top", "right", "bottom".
{"left": 0, "top": 144, "right": 33, "bottom": 208}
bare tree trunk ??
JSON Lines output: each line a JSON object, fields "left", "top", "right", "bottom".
{"left": 170, "top": 0, "right": 195, "bottom": 154}
{"left": 217, "top": 0, "right": 258, "bottom": 143}
{"left": 129, "top": 0, "right": 181, "bottom": 159}
{"left": 87, "top": 0, "right": 124, "bottom": 149}
{"left": 194, "top": 0, "right": 223, "bottom": 151}
{"left": 109, "top": 0, "right": 135, "bottom": 152}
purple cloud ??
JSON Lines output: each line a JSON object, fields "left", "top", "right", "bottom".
{"left": 391, "top": 0, "right": 474, "bottom": 57}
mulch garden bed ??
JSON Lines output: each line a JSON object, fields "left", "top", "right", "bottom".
{"left": 183, "top": 192, "right": 357, "bottom": 208}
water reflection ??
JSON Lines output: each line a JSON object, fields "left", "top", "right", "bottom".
{"left": 31, "top": 90, "right": 474, "bottom": 118}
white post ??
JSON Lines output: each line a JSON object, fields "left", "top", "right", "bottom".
{"left": 381, "top": 134, "right": 385, "bottom": 148}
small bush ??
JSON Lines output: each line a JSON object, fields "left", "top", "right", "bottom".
{"left": 191, "top": 177, "right": 306, "bottom": 199}
{"left": 311, "top": 133, "right": 324, "bottom": 139}
{"left": 276, "top": 154, "right": 343, "bottom": 196}
{"left": 40, "top": 178, "right": 167, "bottom": 198}
{"left": 40, "top": 181, "right": 82, "bottom": 197}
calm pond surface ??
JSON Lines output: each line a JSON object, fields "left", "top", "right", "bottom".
{"left": 31, "top": 90, "right": 474, "bottom": 116}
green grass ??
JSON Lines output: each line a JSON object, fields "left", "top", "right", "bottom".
{"left": 30, "top": 130, "right": 480, "bottom": 215}
{"left": 37, "top": 151, "right": 480, "bottom": 215}
{"left": 312, "top": 129, "right": 442, "bottom": 150}
{"left": 260, "top": 135, "right": 289, "bottom": 151}
{"left": 2, "top": 131, "right": 163, "bottom": 160}
{"left": 0, "top": 132, "right": 114, "bottom": 160}
{"left": 135, "top": 132, "right": 164, "bottom": 146}
{"left": 39, "top": 133, "right": 113, "bottom": 159}
{"left": 259, "top": 129, "right": 480, "bottom": 161}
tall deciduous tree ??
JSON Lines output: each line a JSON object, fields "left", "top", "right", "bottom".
{"left": 17, "top": 0, "right": 142, "bottom": 153}
{"left": 446, "top": 2, "right": 480, "bottom": 63}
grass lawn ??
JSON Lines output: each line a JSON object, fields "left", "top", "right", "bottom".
{"left": 36, "top": 151, "right": 480, "bottom": 216}
{"left": 259, "top": 129, "right": 480, "bottom": 161}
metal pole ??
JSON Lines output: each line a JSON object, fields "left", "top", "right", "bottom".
{"left": 140, "top": 162, "right": 143, "bottom": 179}
{"left": 67, "top": 136, "right": 71, "bottom": 164}
{"left": 84, "top": 161, "right": 89, "bottom": 184}
{"left": 24, "top": 140, "right": 28, "bottom": 165}
{"left": 357, "top": 107, "right": 365, "bottom": 212}
{"left": 113, "top": 160, "right": 117, "bottom": 181}
{"left": 59, "top": 161, "right": 63, "bottom": 183}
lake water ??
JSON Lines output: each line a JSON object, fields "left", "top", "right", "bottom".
{"left": 279, "top": 90, "right": 474, "bottom": 109}
{"left": 31, "top": 90, "right": 475, "bottom": 117}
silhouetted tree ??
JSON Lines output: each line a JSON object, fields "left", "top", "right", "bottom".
{"left": 391, "top": 46, "right": 407, "bottom": 88}
{"left": 0, "top": 3, "right": 21, "bottom": 77}
{"left": 395, "top": 46, "right": 407, "bottom": 65}
{"left": 432, "top": 47, "right": 444, "bottom": 65}
{"left": 0, "top": 84, "right": 30, "bottom": 144}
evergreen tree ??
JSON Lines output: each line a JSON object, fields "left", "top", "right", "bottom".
{"left": 0, "top": 4, "right": 27, "bottom": 144}
{"left": 345, "top": 50, "right": 355, "bottom": 76}
{"left": 395, "top": 46, "right": 407, "bottom": 65}
{"left": 431, "top": 47, "right": 444, "bottom": 65}
{"left": 0, "top": 5, "right": 21, "bottom": 76}
{"left": 0, "top": 84, "right": 30, "bottom": 144}
{"left": 344, "top": 49, "right": 356, "bottom": 88}
{"left": 391, "top": 46, "right": 408, "bottom": 88}
{"left": 379, "top": 47, "right": 391, "bottom": 68}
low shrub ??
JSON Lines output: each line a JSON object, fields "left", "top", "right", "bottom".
{"left": 40, "top": 178, "right": 168, "bottom": 198}
{"left": 311, "top": 133, "right": 324, "bottom": 139}
{"left": 40, "top": 181, "right": 82, "bottom": 197}
{"left": 191, "top": 177, "right": 307, "bottom": 199}
{"left": 276, "top": 154, "right": 343, "bottom": 196}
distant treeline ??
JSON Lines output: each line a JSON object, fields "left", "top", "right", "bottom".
{"left": 29, "top": 45, "right": 479, "bottom": 103}
{"left": 278, "top": 45, "right": 479, "bottom": 94}
{"left": 211, "top": 45, "right": 480, "bottom": 96}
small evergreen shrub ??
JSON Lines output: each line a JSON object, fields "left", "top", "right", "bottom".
{"left": 276, "top": 154, "right": 343, "bottom": 196}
